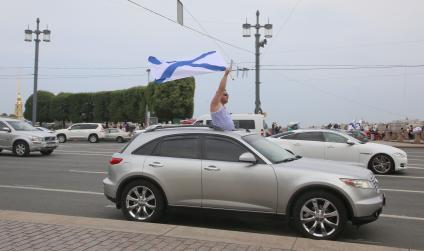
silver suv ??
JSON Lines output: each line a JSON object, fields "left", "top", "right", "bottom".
{"left": 0, "top": 118, "right": 58, "bottom": 156}
{"left": 103, "top": 126, "right": 385, "bottom": 240}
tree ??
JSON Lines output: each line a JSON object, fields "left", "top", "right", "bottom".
{"left": 24, "top": 91, "right": 55, "bottom": 123}
{"left": 50, "top": 92, "right": 71, "bottom": 127}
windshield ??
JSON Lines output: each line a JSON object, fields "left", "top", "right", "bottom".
{"left": 242, "top": 134, "right": 296, "bottom": 164}
{"left": 7, "top": 121, "right": 37, "bottom": 131}
{"left": 340, "top": 131, "right": 366, "bottom": 144}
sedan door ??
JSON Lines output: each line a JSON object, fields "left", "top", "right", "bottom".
{"left": 201, "top": 135, "right": 277, "bottom": 213}
{"left": 143, "top": 135, "right": 202, "bottom": 207}
{"left": 289, "top": 132, "right": 326, "bottom": 159}
{"left": 323, "top": 132, "right": 359, "bottom": 163}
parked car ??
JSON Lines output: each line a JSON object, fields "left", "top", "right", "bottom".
{"left": 193, "top": 113, "right": 269, "bottom": 136}
{"left": 55, "top": 123, "right": 106, "bottom": 143}
{"left": 269, "top": 129, "right": 407, "bottom": 174}
{"left": 103, "top": 126, "right": 385, "bottom": 240}
{"left": 0, "top": 118, "right": 58, "bottom": 156}
{"left": 105, "top": 128, "right": 131, "bottom": 143}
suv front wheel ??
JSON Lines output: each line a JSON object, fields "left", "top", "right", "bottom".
{"left": 13, "top": 141, "right": 30, "bottom": 157}
{"left": 121, "top": 180, "right": 165, "bottom": 222}
{"left": 292, "top": 191, "right": 347, "bottom": 240}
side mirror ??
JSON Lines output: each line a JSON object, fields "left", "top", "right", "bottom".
{"left": 0, "top": 127, "right": 11, "bottom": 133}
{"left": 346, "top": 139, "right": 355, "bottom": 145}
{"left": 239, "top": 152, "right": 257, "bottom": 163}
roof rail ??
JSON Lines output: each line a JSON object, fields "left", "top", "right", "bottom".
{"left": 144, "top": 124, "right": 224, "bottom": 133}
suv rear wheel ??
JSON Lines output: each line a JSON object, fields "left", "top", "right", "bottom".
{"left": 13, "top": 141, "right": 29, "bottom": 157}
{"left": 57, "top": 134, "right": 66, "bottom": 143}
{"left": 121, "top": 180, "right": 165, "bottom": 222}
{"left": 88, "top": 134, "right": 98, "bottom": 143}
{"left": 292, "top": 191, "right": 347, "bottom": 240}
{"left": 116, "top": 136, "right": 124, "bottom": 143}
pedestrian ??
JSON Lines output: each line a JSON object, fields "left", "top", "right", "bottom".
{"left": 210, "top": 66, "right": 234, "bottom": 131}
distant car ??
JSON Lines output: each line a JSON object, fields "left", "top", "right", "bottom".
{"left": 105, "top": 128, "right": 131, "bottom": 143}
{"left": 269, "top": 129, "right": 408, "bottom": 174}
{"left": 35, "top": 127, "right": 54, "bottom": 134}
{"left": 104, "top": 125, "right": 385, "bottom": 240}
{"left": 55, "top": 123, "right": 106, "bottom": 143}
{"left": 0, "top": 118, "right": 58, "bottom": 156}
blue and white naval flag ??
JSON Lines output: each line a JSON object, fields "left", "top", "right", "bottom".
{"left": 148, "top": 51, "right": 227, "bottom": 84}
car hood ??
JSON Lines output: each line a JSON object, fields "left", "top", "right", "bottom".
{"left": 277, "top": 157, "right": 373, "bottom": 179}
{"left": 16, "top": 130, "right": 55, "bottom": 138}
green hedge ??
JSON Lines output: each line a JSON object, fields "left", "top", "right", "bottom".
{"left": 24, "top": 77, "right": 195, "bottom": 124}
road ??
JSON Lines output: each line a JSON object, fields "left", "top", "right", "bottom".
{"left": 0, "top": 142, "right": 423, "bottom": 249}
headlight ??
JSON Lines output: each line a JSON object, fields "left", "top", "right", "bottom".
{"left": 30, "top": 136, "right": 43, "bottom": 143}
{"left": 340, "top": 178, "right": 373, "bottom": 189}
{"left": 393, "top": 152, "right": 406, "bottom": 158}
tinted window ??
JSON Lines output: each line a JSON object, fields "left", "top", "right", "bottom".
{"left": 0, "top": 121, "right": 8, "bottom": 128}
{"left": 133, "top": 139, "right": 160, "bottom": 155}
{"left": 296, "top": 132, "right": 324, "bottom": 142}
{"left": 71, "top": 125, "right": 82, "bottom": 130}
{"left": 324, "top": 132, "right": 347, "bottom": 143}
{"left": 234, "top": 120, "right": 255, "bottom": 129}
{"left": 280, "top": 132, "right": 297, "bottom": 139}
{"left": 157, "top": 136, "right": 200, "bottom": 159}
{"left": 81, "top": 124, "right": 98, "bottom": 130}
{"left": 109, "top": 128, "right": 119, "bottom": 133}
{"left": 206, "top": 120, "right": 213, "bottom": 126}
{"left": 242, "top": 134, "right": 294, "bottom": 164}
{"left": 204, "top": 136, "right": 246, "bottom": 162}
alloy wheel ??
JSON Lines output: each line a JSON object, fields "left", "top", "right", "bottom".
{"left": 15, "top": 143, "right": 27, "bottom": 156}
{"left": 371, "top": 154, "right": 392, "bottom": 174}
{"left": 300, "top": 198, "right": 339, "bottom": 238}
{"left": 126, "top": 186, "right": 156, "bottom": 220}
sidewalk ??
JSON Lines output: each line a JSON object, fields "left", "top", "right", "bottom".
{"left": 0, "top": 210, "right": 419, "bottom": 251}
{"left": 374, "top": 141, "right": 424, "bottom": 148}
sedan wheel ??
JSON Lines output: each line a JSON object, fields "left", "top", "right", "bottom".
{"left": 88, "top": 134, "right": 98, "bottom": 143}
{"left": 370, "top": 154, "right": 393, "bottom": 174}
{"left": 293, "top": 191, "right": 346, "bottom": 240}
{"left": 121, "top": 181, "right": 165, "bottom": 222}
{"left": 58, "top": 135, "right": 66, "bottom": 143}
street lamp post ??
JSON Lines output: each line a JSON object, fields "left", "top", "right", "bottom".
{"left": 25, "top": 18, "right": 51, "bottom": 125}
{"left": 242, "top": 11, "right": 273, "bottom": 114}
{"left": 145, "top": 69, "right": 151, "bottom": 127}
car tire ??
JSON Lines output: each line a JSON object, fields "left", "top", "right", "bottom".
{"left": 121, "top": 180, "right": 165, "bottom": 222}
{"left": 88, "top": 134, "right": 98, "bottom": 143}
{"left": 40, "top": 150, "right": 53, "bottom": 155}
{"left": 116, "top": 136, "right": 124, "bottom": 143}
{"left": 13, "top": 141, "right": 30, "bottom": 157}
{"left": 292, "top": 190, "right": 347, "bottom": 240}
{"left": 57, "top": 134, "right": 67, "bottom": 143}
{"left": 369, "top": 154, "right": 394, "bottom": 175}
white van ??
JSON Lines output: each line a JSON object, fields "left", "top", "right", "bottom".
{"left": 193, "top": 113, "right": 269, "bottom": 136}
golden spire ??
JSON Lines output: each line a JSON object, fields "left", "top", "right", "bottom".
{"left": 15, "top": 78, "right": 24, "bottom": 120}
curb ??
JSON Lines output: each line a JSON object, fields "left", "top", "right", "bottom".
{"left": 0, "top": 210, "right": 419, "bottom": 251}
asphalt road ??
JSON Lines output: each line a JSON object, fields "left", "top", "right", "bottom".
{"left": 0, "top": 141, "right": 424, "bottom": 249}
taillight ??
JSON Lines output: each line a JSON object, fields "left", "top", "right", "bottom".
{"left": 109, "top": 157, "right": 123, "bottom": 165}
{"left": 261, "top": 129, "right": 264, "bottom": 136}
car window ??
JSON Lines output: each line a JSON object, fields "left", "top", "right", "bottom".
{"left": 82, "top": 124, "right": 98, "bottom": 130}
{"left": 71, "top": 125, "right": 82, "bottom": 130}
{"left": 280, "top": 132, "right": 297, "bottom": 139}
{"left": 155, "top": 136, "right": 200, "bottom": 159}
{"left": 324, "top": 132, "right": 348, "bottom": 143}
{"left": 204, "top": 136, "right": 247, "bottom": 162}
{"left": 0, "top": 121, "right": 9, "bottom": 129}
{"left": 206, "top": 120, "right": 212, "bottom": 126}
{"left": 109, "top": 128, "right": 118, "bottom": 133}
{"left": 193, "top": 120, "right": 203, "bottom": 126}
{"left": 296, "top": 132, "right": 325, "bottom": 142}
{"left": 234, "top": 120, "right": 255, "bottom": 130}
{"left": 7, "top": 121, "right": 37, "bottom": 131}
{"left": 132, "top": 139, "right": 160, "bottom": 155}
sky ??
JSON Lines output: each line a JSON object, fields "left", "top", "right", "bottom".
{"left": 1, "top": 0, "right": 424, "bottom": 127}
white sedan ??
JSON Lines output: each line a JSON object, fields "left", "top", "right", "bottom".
{"left": 268, "top": 129, "right": 408, "bottom": 174}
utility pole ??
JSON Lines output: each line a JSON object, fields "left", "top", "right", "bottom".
{"left": 145, "top": 69, "right": 151, "bottom": 127}
{"left": 25, "top": 18, "right": 51, "bottom": 125}
{"left": 242, "top": 11, "right": 273, "bottom": 114}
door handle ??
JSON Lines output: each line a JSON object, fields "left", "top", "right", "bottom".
{"left": 204, "top": 165, "right": 220, "bottom": 171}
{"left": 327, "top": 145, "right": 335, "bottom": 149}
{"left": 148, "top": 162, "right": 163, "bottom": 168}
{"left": 293, "top": 143, "right": 301, "bottom": 146}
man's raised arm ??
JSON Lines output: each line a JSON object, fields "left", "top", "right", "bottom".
{"left": 210, "top": 68, "right": 230, "bottom": 113}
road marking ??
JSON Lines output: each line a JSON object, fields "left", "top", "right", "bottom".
{"left": 376, "top": 175, "right": 424, "bottom": 179}
{"left": 55, "top": 150, "right": 115, "bottom": 154}
{"left": 407, "top": 166, "right": 424, "bottom": 170}
{"left": 381, "top": 214, "right": 424, "bottom": 222}
{"left": 69, "top": 170, "right": 107, "bottom": 174}
{"left": 381, "top": 188, "right": 424, "bottom": 194}
{"left": 55, "top": 152, "right": 111, "bottom": 157}
{"left": 407, "top": 155, "right": 424, "bottom": 158}
{"left": 105, "top": 205, "right": 115, "bottom": 208}
{"left": 0, "top": 185, "right": 103, "bottom": 195}
{"left": 408, "top": 158, "right": 424, "bottom": 162}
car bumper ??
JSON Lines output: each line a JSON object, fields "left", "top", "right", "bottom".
{"left": 29, "top": 141, "right": 59, "bottom": 151}
{"left": 103, "top": 177, "right": 117, "bottom": 202}
{"left": 351, "top": 191, "right": 385, "bottom": 223}
{"left": 393, "top": 156, "right": 408, "bottom": 172}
